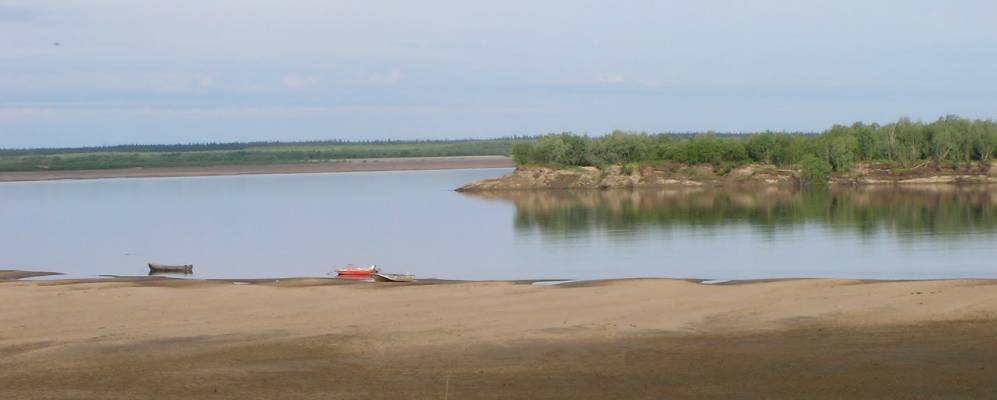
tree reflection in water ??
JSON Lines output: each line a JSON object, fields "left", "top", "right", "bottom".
{"left": 462, "top": 186, "right": 997, "bottom": 239}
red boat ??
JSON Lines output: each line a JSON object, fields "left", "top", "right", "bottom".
{"left": 335, "top": 265, "right": 379, "bottom": 277}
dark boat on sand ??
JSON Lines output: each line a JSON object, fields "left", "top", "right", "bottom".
{"left": 148, "top": 263, "right": 193, "bottom": 273}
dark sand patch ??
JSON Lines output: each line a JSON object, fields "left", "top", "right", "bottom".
{"left": 2, "top": 321, "right": 995, "bottom": 399}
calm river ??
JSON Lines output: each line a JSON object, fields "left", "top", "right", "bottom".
{"left": 1, "top": 168, "right": 995, "bottom": 280}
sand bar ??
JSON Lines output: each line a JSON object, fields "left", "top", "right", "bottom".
{"left": 0, "top": 155, "right": 514, "bottom": 183}
{"left": 2, "top": 276, "right": 997, "bottom": 398}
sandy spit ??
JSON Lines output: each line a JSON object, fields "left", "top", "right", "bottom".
{"left": 0, "top": 155, "right": 514, "bottom": 183}
{"left": 2, "top": 276, "right": 997, "bottom": 398}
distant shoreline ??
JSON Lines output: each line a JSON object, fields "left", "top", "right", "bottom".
{"left": 0, "top": 155, "right": 514, "bottom": 183}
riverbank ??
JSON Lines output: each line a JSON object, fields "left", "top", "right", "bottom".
{"left": 457, "top": 162, "right": 997, "bottom": 191}
{"left": 3, "top": 275, "right": 997, "bottom": 398}
{"left": 0, "top": 155, "right": 513, "bottom": 183}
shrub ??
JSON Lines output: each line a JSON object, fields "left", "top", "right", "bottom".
{"left": 586, "top": 131, "right": 650, "bottom": 165}
{"left": 511, "top": 142, "right": 535, "bottom": 164}
{"left": 800, "top": 154, "right": 833, "bottom": 185}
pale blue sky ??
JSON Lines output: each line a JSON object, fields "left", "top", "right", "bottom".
{"left": 2, "top": 0, "right": 996, "bottom": 147}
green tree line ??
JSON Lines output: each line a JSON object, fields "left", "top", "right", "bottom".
{"left": 512, "top": 116, "right": 997, "bottom": 173}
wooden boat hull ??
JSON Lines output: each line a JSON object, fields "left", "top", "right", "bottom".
{"left": 148, "top": 263, "right": 193, "bottom": 273}
{"left": 372, "top": 273, "right": 415, "bottom": 282}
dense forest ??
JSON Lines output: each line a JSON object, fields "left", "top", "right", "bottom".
{"left": 512, "top": 116, "right": 997, "bottom": 182}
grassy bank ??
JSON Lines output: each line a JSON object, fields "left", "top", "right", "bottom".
{"left": 0, "top": 138, "right": 532, "bottom": 172}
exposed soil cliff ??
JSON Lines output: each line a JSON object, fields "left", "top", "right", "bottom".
{"left": 456, "top": 162, "right": 997, "bottom": 191}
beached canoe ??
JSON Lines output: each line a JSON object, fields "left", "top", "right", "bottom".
{"left": 336, "top": 265, "right": 379, "bottom": 277}
{"left": 148, "top": 263, "right": 193, "bottom": 273}
{"left": 372, "top": 273, "right": 416, "bottom": 282}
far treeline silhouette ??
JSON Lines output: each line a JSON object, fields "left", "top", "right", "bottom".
{"left": 0, "top": 138, "right": 532, "bottom": 172}
{"left": 512, "top": 116, "right": 997, "bottom": 178}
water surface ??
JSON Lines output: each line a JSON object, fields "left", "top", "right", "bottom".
{"left": 1, "top": 169, "right": 995, "bottom": 280}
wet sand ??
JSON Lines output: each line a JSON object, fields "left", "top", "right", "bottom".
{"left": 0, "top": 155, "right": 514, "bottom": 182}
{"left": 2, "top": 276, "right": 997, "bottom": 399}
{"left": 0, "top": 270, "right": 60, "bottom": 280}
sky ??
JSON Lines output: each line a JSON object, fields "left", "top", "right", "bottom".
{"left": 1, "top": 0, "right": 996, "bottom": 148}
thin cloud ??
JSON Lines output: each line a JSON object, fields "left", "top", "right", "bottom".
{"left": 0, "top": 5, "right": 35, "bottom": 22}
{"left": 2, "top": 0, "right": 997, "bottom": 146}
{"left": 362, "top": 70, "right": 403, "bottom": 85}
{"left": 0, "top": 107, "right": 55, "bottom": 120}
{"left": 598, "top": 75, "right": 625, "bottom": 84}
{"left": 280, "top": 74, "right": 321, "bottom": 89}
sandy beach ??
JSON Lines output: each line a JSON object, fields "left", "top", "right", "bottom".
{"left": 0, "top": 155, "right": 514, "bottom": 183}
{"left": 2, "top": 275, "right": 997, "bottom": 399}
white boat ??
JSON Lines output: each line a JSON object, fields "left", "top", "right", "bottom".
{"left": 372, "top": 273, "right": 416, "bottom": 282}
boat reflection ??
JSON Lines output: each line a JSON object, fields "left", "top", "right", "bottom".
{"left": 147, "top": 270, "right": 193, "bottom": 277}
